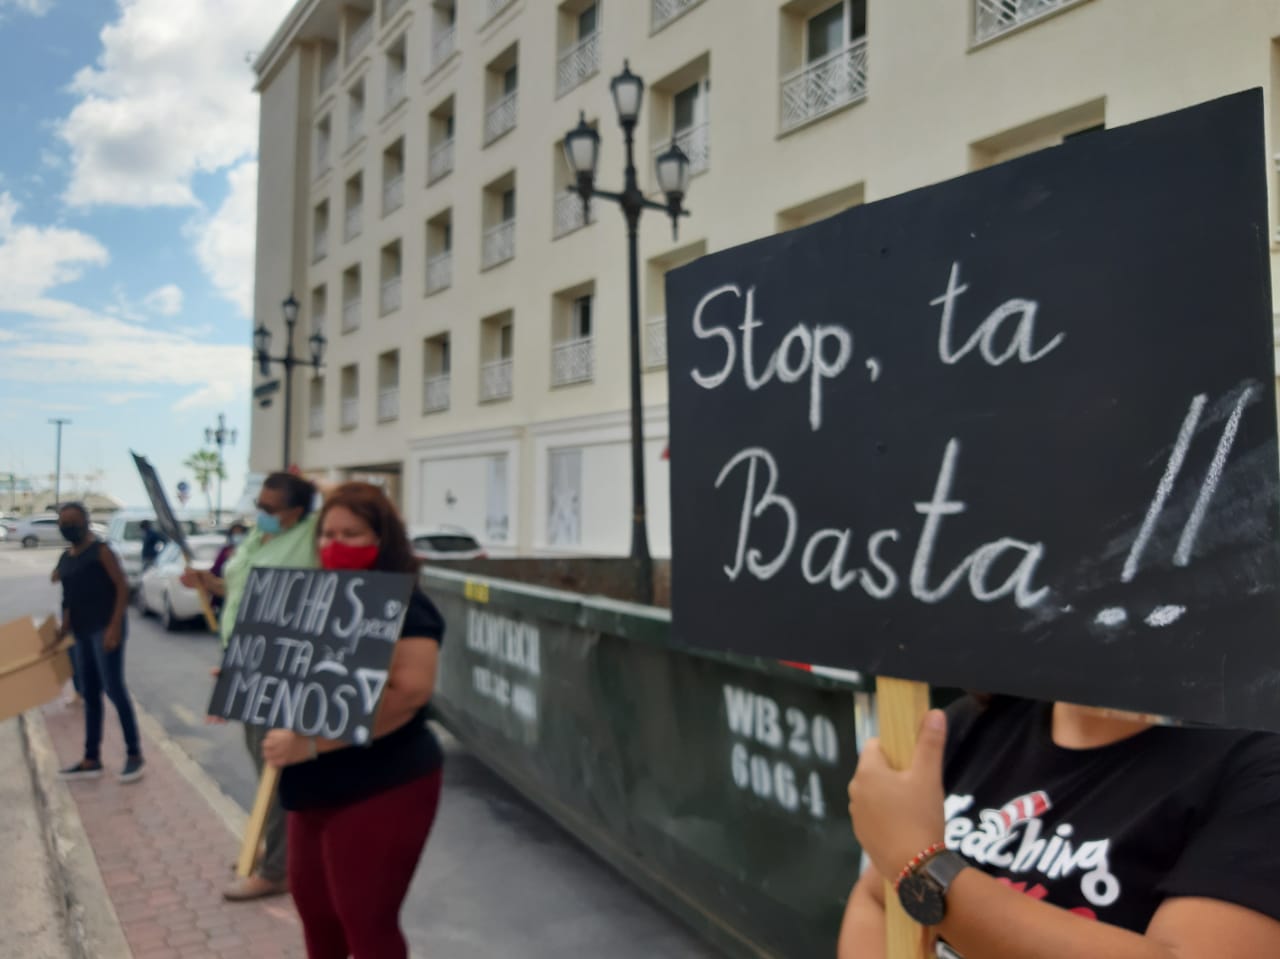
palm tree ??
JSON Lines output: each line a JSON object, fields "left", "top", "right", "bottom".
{"left": 183, "top": 450, "right": 225, "bottom": 521}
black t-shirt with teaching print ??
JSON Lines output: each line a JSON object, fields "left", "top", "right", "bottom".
{"left": 937, "top": 695, "right": 1280, "bottom": 953}
{"left": 279, "top": 589, "right": 445, "bottom": 812}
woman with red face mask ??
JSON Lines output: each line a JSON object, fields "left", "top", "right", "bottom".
{"left": 261, "top": 482, "right": 445, "bottom": 959}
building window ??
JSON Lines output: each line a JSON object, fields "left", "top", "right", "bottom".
{"left": 344, "top": 173, "right": 363, "bottom": 241}
{"left": 428, "top": 97, "right": 456, "bottom": 183}
{"left": 780, "top": 0, "right": 868, "bottom": 134}
{"left": 651, "top": 56, "right": 710, "bottom": 180}
{"left": 377, "top": 350, "right": 400, "bottom": 422}
{"left": 556, "top": 1, "right": 600, "bottom": 98}
{"left": 312, "top": 200, "right": 330, "bottom": 263}
{"left": 547, "top": 448, "right": 582, "bottom": 546}
{"left": 385, "top": 34, "right": 407, "bottom": 113}
{"left": 340, "top": 364, "right": 359, "bottom": 430}
{"left": 382, "top": 138, "right": 405, "bottom": 216}
{"left": 423, "top": 334, "right": 451, "bottom": 413}
{"left": 486, "top": 455, "right": 509, "bottom": 541}
{"left": 315, "top": 115, "right": 332, "bottom": 176}
{"left": 552, "top": 283, "right": 594, "bottom": 386}
{"left": 347, "top": 79, "right": 366, "bottom": 147}
{"left": 644, "top": 239, "right": 707, "bottom": 369}
{"left": 969, "top": 100, "right": 1105, "bottom": 168}
{"left": 425, "top": 210, "right": 453, "bottom": 295}
{"left": 482, "top": 173, "right": 517, "bottom": 269}
{"left": 485, "top": 45, "right": 519, "bottom": 145}
{"left": 973, "top": 0, "right": 1088, "bottom": 45}
{"left": 380, "top": 241, "right": 403, "bottom": 315}
{"left": 430, "top": 1, "right": 458, "bottom": 71}
{"left": 310, "top": 285, "right": 328, "bottom": 338}
{"left": 342, "top": 265, "right": 361, "bottom": 333}
{"left": 480, "top": 310, "right": 514, "bottom": 402}
{"left": 309, "top": 376, "right": 325, "bottom": 436}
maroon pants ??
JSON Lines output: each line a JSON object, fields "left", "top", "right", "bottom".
{"left": 287, "top": 769, "right": 442, "bottom": 959}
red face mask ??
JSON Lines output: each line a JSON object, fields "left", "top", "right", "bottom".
{"left": 320, "top": 541, "right": 380, "bottom": 571}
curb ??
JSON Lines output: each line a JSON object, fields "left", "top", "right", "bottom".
{"left": 19, "top": 711, "right": 133, "bottom": 959}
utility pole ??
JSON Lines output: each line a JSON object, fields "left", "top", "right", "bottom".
{"left": 48, "top": 418, "right": 70, "bottom": 508}
{"left": 204, "top": 413, "right": 237, "bottom": 526}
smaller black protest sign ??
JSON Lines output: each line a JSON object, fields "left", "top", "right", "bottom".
{"left": 207, "top": 567, "right": 414, "bottom": 745}
{"left": 131, "top": 451, "right": 191, "bottom": 558}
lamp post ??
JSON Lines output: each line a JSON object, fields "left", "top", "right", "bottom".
{"left": 254, "top": 294, "right": 326, "bottom": 471}
{"left": 48, "top": 418, "right": 71, "bottom": 507}
{"left": 204, "top": 413, "right": 237, "bottom": 526}
{"left": 563, "top": 61, "right": 691, "bottom": 605}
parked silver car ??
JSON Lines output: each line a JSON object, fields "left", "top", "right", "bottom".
{"left": 8, "top": 514, "right": 64, "bottom": 548}
{"left": 106, "top": 509, "right": 203, "bottom": 590}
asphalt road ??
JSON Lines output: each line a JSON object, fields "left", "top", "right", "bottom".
{"left": 0, "top": 541, "right": 720, "bottom": 958}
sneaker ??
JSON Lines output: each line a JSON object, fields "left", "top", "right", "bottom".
{"left": 59, "top": 759, "right": 103, "bottom": 781}
{"left": 118, "top": 755, "right": 145, "bottom": 784}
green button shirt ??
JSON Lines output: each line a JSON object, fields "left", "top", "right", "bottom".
{"left": 219, "top": 512, "right": 319, "bottom": 646}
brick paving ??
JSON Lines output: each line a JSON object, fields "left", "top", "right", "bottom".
{"left": 42, "top": 701, "right": 305, "bottom": 959}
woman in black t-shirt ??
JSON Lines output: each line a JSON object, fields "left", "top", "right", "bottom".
{"left": 839, "top": 696, "right": 1280, "bottom": 958}
{"left": 261, "top": 482, "right": 444, "bottom": 959}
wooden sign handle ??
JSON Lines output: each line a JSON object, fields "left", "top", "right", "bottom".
{"left": 195, "top": 587, "right": 219, "bottom": 634}
{"left": 236, "top": 765, "right": 281, "bottom": 878}
{"left": 876, "top": 675, "right": 932, "bottom": 959}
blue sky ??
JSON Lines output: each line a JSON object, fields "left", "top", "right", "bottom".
{"left": 0, "top": 0, "right": 294, "bottom": 514}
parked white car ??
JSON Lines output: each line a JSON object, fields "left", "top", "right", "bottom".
{"left": 8, "top": 514, "right": 64, "bottom": 548}
{"left": 106, "top": 509, "right": 203, "bottom": 590}
{"left": 409, "top": 525, "right": 487, "bottom": 562}
{"left": 136, "top": 535, "right": 226, "bottom": 631}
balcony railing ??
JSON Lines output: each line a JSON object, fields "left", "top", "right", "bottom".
{"left": 655, "top": 120, "right": 709, "bottom": 177}
{"left": 385, "top": 71, "right": 407, "bottom": 112}
{"left": 344, "top": 204, "right": 362, "bottom": 241}
{"left": 309, "top": 406, "right": 324, "bottom": 436}
{"left": 383, "top": 0, "right": 409, "bottom": 24}
{"left": 382, "top": 173, "right": 404, "bottom": 215}
{"left": 481, "top": 218, "right": 515, "bottom": 270}
{"left": 484, "top": 90, "right": 518, "bottom": 145}
{"left": 553, "top": 189, "right": 595, "bottom": 238}
{"left": 342, "top": 297, "right": 360, "bottom": 332}
{"left": 340, "top": 396, "right": 358, "bottom": 429}
{"left": 431, "top": 24, "right": 457, "bottom": 70}
{"left": 428, "top": 137, "right": 454, "bottom": 183}
{"left": 377, "top": 387, "right": 400, "bottom": 421}
{"left": 780, "top": 38, "right": 868, "bottom": 133}
{"left": 556, "top": 30, "right": 600, "bottom": 98}
{"left": 346, "top": 16, "right": 373, "bottom": 64}
{"left": 312, "top": 230, "right": 328, "bottom": 263}
{"left": 480, "top": 358, "right": 513, "bottom": 401}
{"left": 652, "top": 0, "right": 704, "bottom": 32}
{"left": 380, "top": 276, "right": 402, "bottom": 315}
{"left": 484, "top": 0, "right": 515, "bottom": 22}
{"left": 347, "top": 106, "right": 365, "bottom": 146}
{"left": 319, "top": 58, "right": 337, "bottom": 94}
{"left": 425, "top": 251, "right": 452, "bottom": 294}
{"left": 974, "top": 0, "right": 1083, "bottom": 43}
{"left": 645, "top": 316, "right": 667, "bottom": 368}
{"left": 423, "top": 374, "right": 450, "bottom": 413}
{"left": 551, "top": 336, "right": 594, "bottom": 386}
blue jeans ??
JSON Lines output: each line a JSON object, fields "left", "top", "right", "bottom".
{"left": 76, "top": 624, "right": 141, "bottom": 761}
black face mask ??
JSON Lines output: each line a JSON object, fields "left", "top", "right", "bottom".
{"left": 59, "top": 524, "right": 87, "bottom": 544}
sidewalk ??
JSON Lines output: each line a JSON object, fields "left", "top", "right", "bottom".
{"left": 27, "top": 699, "right": 306, "bottom": 959}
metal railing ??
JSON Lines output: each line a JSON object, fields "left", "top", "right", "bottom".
{"left": 553, "top": 189, "right": 595, "bottom": 238}
{"left": 340, "top": 396, "right": 359, "bottom": 429}
{"left": 423, "top": 374, "right": 450, "bottom": 413}
{"left": 342, "top": 297, "right": 360, "bottom": 332}
{"left": 645, "top": 316, "right": 667, "bottom": 368}
{"left": 974, "top": 0, "right": 1082, "bottom": 43}
{"left": 481, "top": 218, "right": 515, "bottom": 269}
{"left": 347, "top": 106, "right": 365, "bottom": 146}
{"left": 377, "top": 387, "right": 400, "bottom": 421}
{"left": 425, "top": 251, "right": 452, "bottom": 294}
{"left": 347, "top": 16, "right": 373, "bottom": 64}
{"left": 480, "top": 358, "right": 513, "bottom": 401}
{"left": 655, "top": 120, "right": 709, "bottom": 176}
{"left": 780, "top": 37, "right": 868, "bottom": 133}
{"left": 551, "top": 336, "right": 594, "bottom": 386}
{"left": 385, "top": 71, "right": 407, "bottom": 112}
{"left": 652, "top": 0, "right": 704, "bottom": 32}
{"left": 485, "top": 0, "right": 515, "bottom": 22}
{"left": 383, "top": 0, "right": 409, "bottom": 23}
{"left": 308, "top": 406, "right": 324, "bottom": 436}
{"left": 319, "top": 58, "right": 337, "bottom": 94}
{"left": 556, "top": 30, "right": 600, "bottom": 98}
{"left": 382, "top": 173, "right": 404, "bottom": 215}
{"left": 344, "top": 204, "right": 362, "bottom": 241}
{"left": 484, "top": 90, "right": 518, "bottom": 145}
{"left": 380, "top": 276, "right": 402, "bottom": 315}
{"left": 312, "top": 230, "right": 328, "bottom": 263}
{"left": 428, "top": 137, "right": 454, "bottom": 183}
{"left": 431, "top": 24, "right": 457, "bottom": 70}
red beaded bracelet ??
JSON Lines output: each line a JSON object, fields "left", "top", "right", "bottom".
{"left": 893, "top": 841, "right": 947, "bottom": 892}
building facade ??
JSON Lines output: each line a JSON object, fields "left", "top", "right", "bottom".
{"left": 250, "top": 0, "right": 1280, "bottom": 556}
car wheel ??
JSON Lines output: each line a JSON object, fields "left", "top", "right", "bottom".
{"left": 21, "top": 536, "right": 37, "bottom": 548}
{"left": 162, "top": 595, "right": 180, "bottom": 632}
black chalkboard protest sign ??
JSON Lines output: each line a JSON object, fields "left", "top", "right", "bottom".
{"left": 665, "top": 90, "right": 1280, "bottom": 733}
{"left": 207, "top": 567, "right": 414, "bottom": 745}
{"left": 131, "top": 451, "right": 191, "bottom": 557}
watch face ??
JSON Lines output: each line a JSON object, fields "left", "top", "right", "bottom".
{"left": 898, "top": 872, "right": 946, "bottom": 926}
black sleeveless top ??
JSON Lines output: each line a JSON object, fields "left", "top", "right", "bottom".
{"left": 56, "top": 541, "right": 118, "bottom": 634}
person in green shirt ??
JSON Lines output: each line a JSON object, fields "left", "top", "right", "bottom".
{"left": 183, "top": 471, "right": 320, "bottom": 901}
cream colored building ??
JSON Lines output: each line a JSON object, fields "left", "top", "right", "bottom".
{"left": 249, "top": 0, "right": 1280, "bottom": 557}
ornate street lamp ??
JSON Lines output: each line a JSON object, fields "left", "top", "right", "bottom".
{"left": 254, "top": 293, "right": 326, "bottom": 470}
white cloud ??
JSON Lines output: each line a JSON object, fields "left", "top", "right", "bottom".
{"left": 142, "top": 283, "right": 183, "bottom": 316}
{"left": 187, "top": 160, "right": 256, "bottom": 316}
{"left": 0, "top": 192, "right": 109, "bottom": 306}
{"left": 1, "top": 0, "right": 55, "bottom": 16}
{"left": 59, "top": 0, "right": 293, "bottom": 208}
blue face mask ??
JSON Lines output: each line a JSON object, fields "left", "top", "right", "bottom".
{"left": 256, "top": 511, "right": 282, "bottom": 535}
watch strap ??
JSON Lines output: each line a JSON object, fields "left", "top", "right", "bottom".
{"left": 921, "top": 849, "right": 968, "bottom": 894}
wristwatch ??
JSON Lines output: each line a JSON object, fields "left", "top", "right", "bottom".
{"left": 897, "top": 850, "right": 968, "bottom": 926}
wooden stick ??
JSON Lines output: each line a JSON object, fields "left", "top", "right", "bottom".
{"left": 876, "top": 675, "right": 932, "bottom": 959}
{"left": 196, "top": 587, "right": 219, "bottom": 633}
{"left": 236, "top": 765, "right": 281, "bottom": 878}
